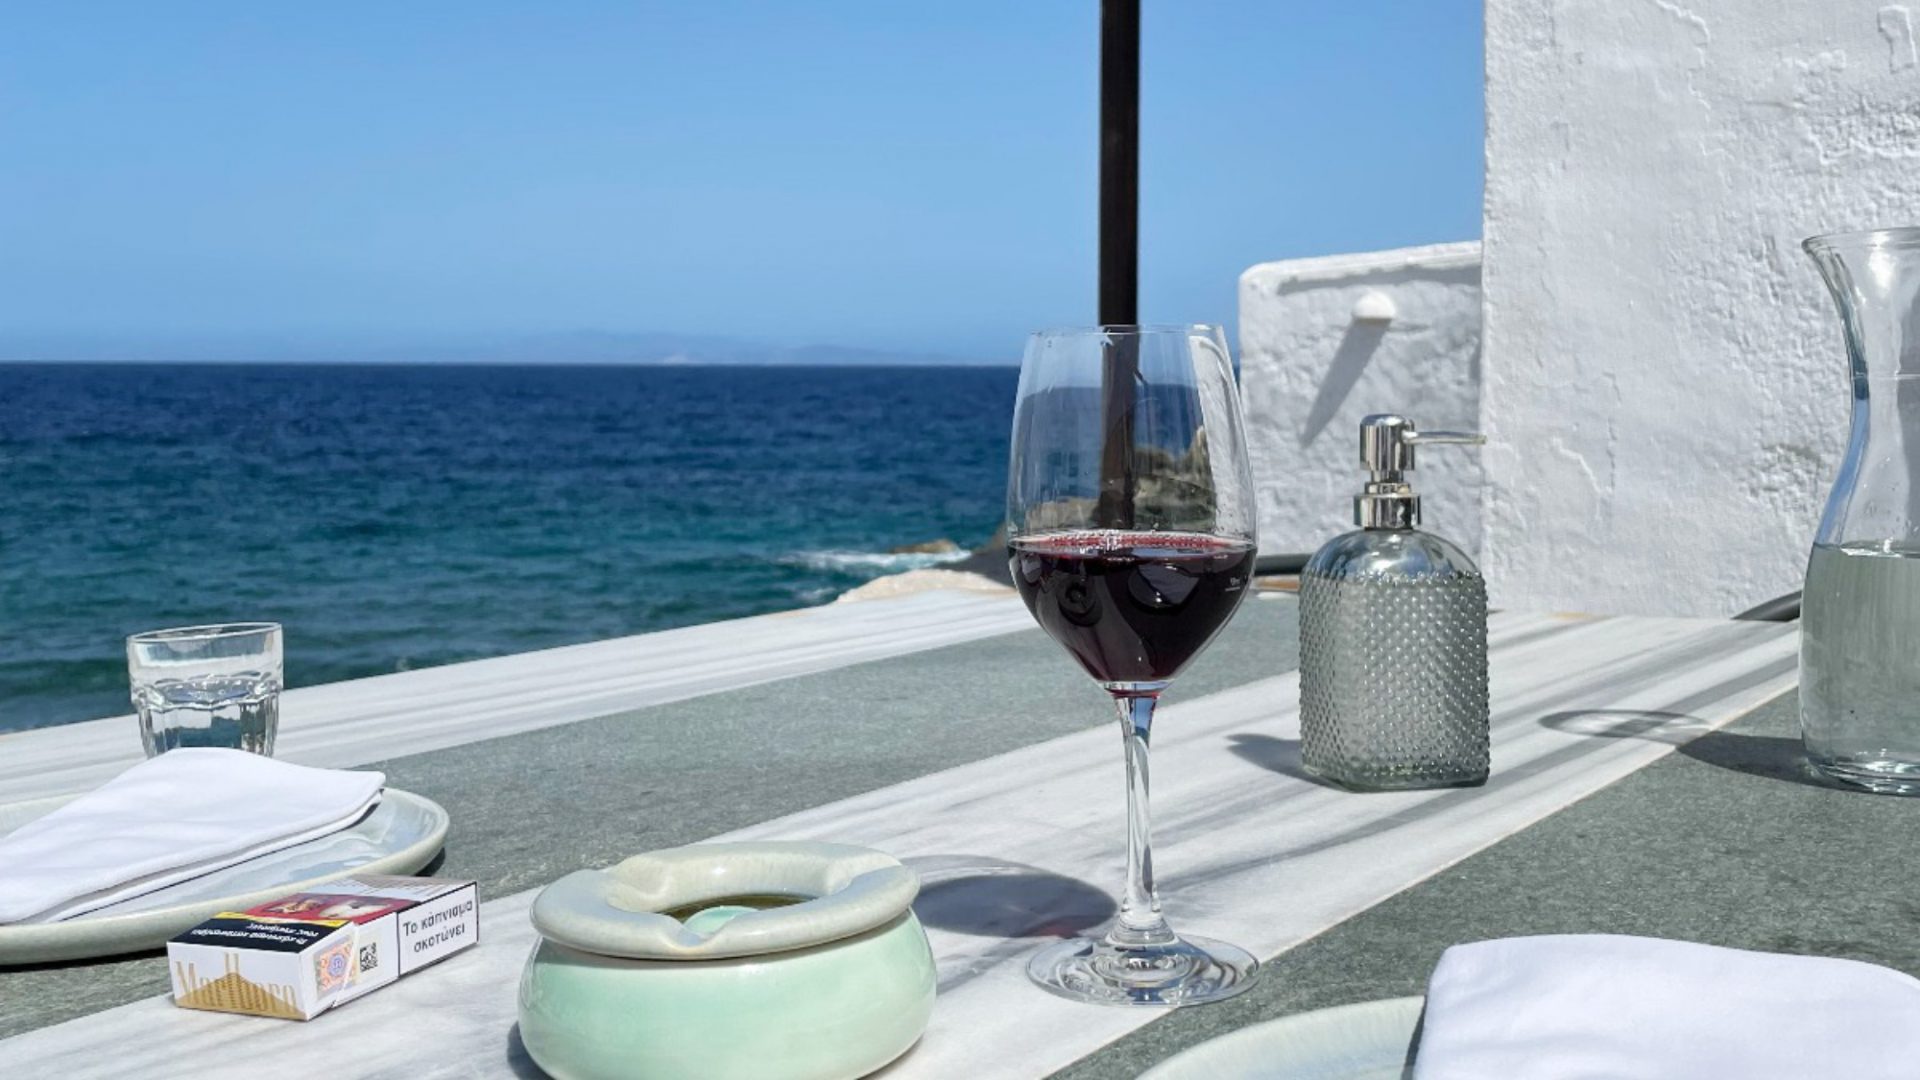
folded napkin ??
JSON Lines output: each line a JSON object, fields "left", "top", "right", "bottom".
{"left": 1415, "top": 935, "right": 1920, "bottom": 1080}
{"left": 0, "top": 748, "right": 384, "bottom": 923}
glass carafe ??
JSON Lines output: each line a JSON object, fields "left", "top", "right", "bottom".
{"left": 1802, "top": 227, "right": 1920, "bottom": 793}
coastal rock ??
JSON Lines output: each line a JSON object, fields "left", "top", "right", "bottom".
{"left": 886, "top": 539, "right": 964, "bottom": 556}
{"left": 973, "top": 525, "right": 1007, "bottom": 554}
{"left": 833, "top": 569, "right": 1012, "bottom": 603}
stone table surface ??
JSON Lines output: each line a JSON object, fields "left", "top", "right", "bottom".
{"left": 1, "top": 592, "right": 1893, "bottom": 1080}
{"left": 0, "top": 594, "right": 1299, "bottom": 1041}
{"left": 1060, "top": 690, "right": 1920, "bottom": 1077}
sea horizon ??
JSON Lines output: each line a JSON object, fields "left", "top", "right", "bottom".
{"left": 0, "top": 328, "right": 1016, "bottom": 369}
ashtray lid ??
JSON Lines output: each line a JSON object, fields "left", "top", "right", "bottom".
{"left": 529, "top": 841, "right": 920, "bottom": 960}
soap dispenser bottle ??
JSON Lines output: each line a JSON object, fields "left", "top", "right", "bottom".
{"left": 1299, "top": 414, "right": 1489, "bottom": 790}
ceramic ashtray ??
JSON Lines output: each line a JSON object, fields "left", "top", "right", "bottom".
{"left": 517, "top": 841, "right": 936, "bottom": 1080}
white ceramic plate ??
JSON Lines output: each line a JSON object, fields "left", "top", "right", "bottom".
{"left": 0, "top": 787, "right": 450, "bottom": 965}
{"left": 1140, "top": 996, "right": 1425, "bottom": 1080}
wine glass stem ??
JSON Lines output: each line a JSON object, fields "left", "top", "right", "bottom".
{"left": 1111, "top": 691, "right": 1176, "bottom": 947}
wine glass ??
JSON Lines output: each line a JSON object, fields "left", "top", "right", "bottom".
{"left": 1006, "top": 324, "right": 1260, "bottom": 1006}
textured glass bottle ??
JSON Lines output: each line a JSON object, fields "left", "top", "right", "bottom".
{"left": 1299, "top": 415, "right": 1489, "bottom": 790}
{"left": 1801, "top": 228, "right": 1920, "bottom": 794}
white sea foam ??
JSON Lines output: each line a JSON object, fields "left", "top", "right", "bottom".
{"left": 782, "top": 549, "right": 972, "bottom": 574}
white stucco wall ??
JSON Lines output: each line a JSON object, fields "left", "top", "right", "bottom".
{"left": 1239, "top": 242, "right": 1483, "bottom": 558}
{"left": 1480, "top": 0, "right": 1920, "bottom": 616}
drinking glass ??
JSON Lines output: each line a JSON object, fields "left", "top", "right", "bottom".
{"left": 128, "top": 623, "right": 283, "bottom": 757}
{"left": 1007, "top": 324, "right": 1259, "bottom": 1005}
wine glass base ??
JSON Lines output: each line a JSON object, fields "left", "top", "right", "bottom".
{"left": 1026, "top": 932, "right": 1259, "bottom": 1007}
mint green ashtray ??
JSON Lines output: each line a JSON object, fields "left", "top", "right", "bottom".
{"left": 518, "top": 841, "right": 937, "bottom": 1080}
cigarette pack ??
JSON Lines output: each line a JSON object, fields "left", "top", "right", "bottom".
{"left": 166, "top": 874, "right": 478, "bottom": 1020}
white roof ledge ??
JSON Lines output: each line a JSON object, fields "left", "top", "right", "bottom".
{"left": 1241, "top": 240, "right": 1481, "bottom": 290}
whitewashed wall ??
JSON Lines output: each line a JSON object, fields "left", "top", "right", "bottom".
{"left": 1239, "top": 242, "right": 1483, "bottom": 558}
{"left": 1478, "top": 0, "right": 1920, "bottom": 617}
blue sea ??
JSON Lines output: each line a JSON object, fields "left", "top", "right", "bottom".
{"left": 0, "top": 363, "right": 1018, "bottom": 731}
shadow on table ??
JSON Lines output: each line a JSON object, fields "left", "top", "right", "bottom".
{"left": 1538, "top": 709, "right": 1704, "bottom": 744}
{"left": 505, "top": 1024, "right": 547, "bottom": 1079}
{"left": 1675, "top": 730, "right": 1857, "bottom": 792}
{"left": 904, "top": 856, "right": 1114, "bottom": 939}
{"left": 1224, "top": 733, "right": 1341, "bottom": 789}
{"left": 0, "top": 945, "right": 163, "bottom": 974}
{"left": 1540, "top": 710, "right": 1852, "bottom": 792}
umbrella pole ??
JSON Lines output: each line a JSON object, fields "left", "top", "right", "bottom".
{"left": 1095, "top": 0, "right": 1141, "bottom": 531}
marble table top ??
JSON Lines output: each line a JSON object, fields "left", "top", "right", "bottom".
{"left": 0, "top": 589, "right": 1031, "bottom": 808}
{"left": 0, "top": 600, "right": 1798, "bottom": 1078}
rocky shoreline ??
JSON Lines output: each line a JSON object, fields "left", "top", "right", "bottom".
{"left": 834, "top": 533, "right": 1012, "bottom": 603}
{"left": 888, "top": 532, "right": 1011, "bottom": 585}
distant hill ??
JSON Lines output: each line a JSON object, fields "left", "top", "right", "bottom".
{"left": 0, "top": 330, "right": 1008, "bottom": 367}
{"left": 447, "top": 331, "right": 997, "bottom": 367}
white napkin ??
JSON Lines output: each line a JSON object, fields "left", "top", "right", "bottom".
{"left": 1415, "top": 935, "right": 1920, "bottom": 1079}
{"left": 0, "top": 748, "right": 385, "bottom": 923}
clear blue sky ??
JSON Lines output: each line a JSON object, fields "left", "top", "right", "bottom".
{"left": 0, "top": 2, "right": 1482, "bottom": 362}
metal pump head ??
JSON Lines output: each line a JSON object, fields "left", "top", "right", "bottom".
{"left": 1355, "top": 414, "right": 1485, "bottom": 529}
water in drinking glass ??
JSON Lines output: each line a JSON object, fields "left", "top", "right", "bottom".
{"left": 128, "top": 623, "right": 283, "bottom": 757}
{"left": 134, "top": 672, "right": 280, "bottom": 755}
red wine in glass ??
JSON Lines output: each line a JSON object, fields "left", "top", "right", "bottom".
{"left": 1009, "top": 531, "right": 1255, "bottom": 687}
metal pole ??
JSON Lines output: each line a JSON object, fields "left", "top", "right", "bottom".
{"left": 1099, "top": 0, "right": 1140, "bottom": 326}
{"left": 1094, "top": 0, "right": 1141, "bottom": 530}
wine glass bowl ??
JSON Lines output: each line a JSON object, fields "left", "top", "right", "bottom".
{"left": 1006, "top": 324, "right": 1259, "bottom": 1006}
{"left": 1008, "top": 532, "right": 1254, "bottom": 689}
